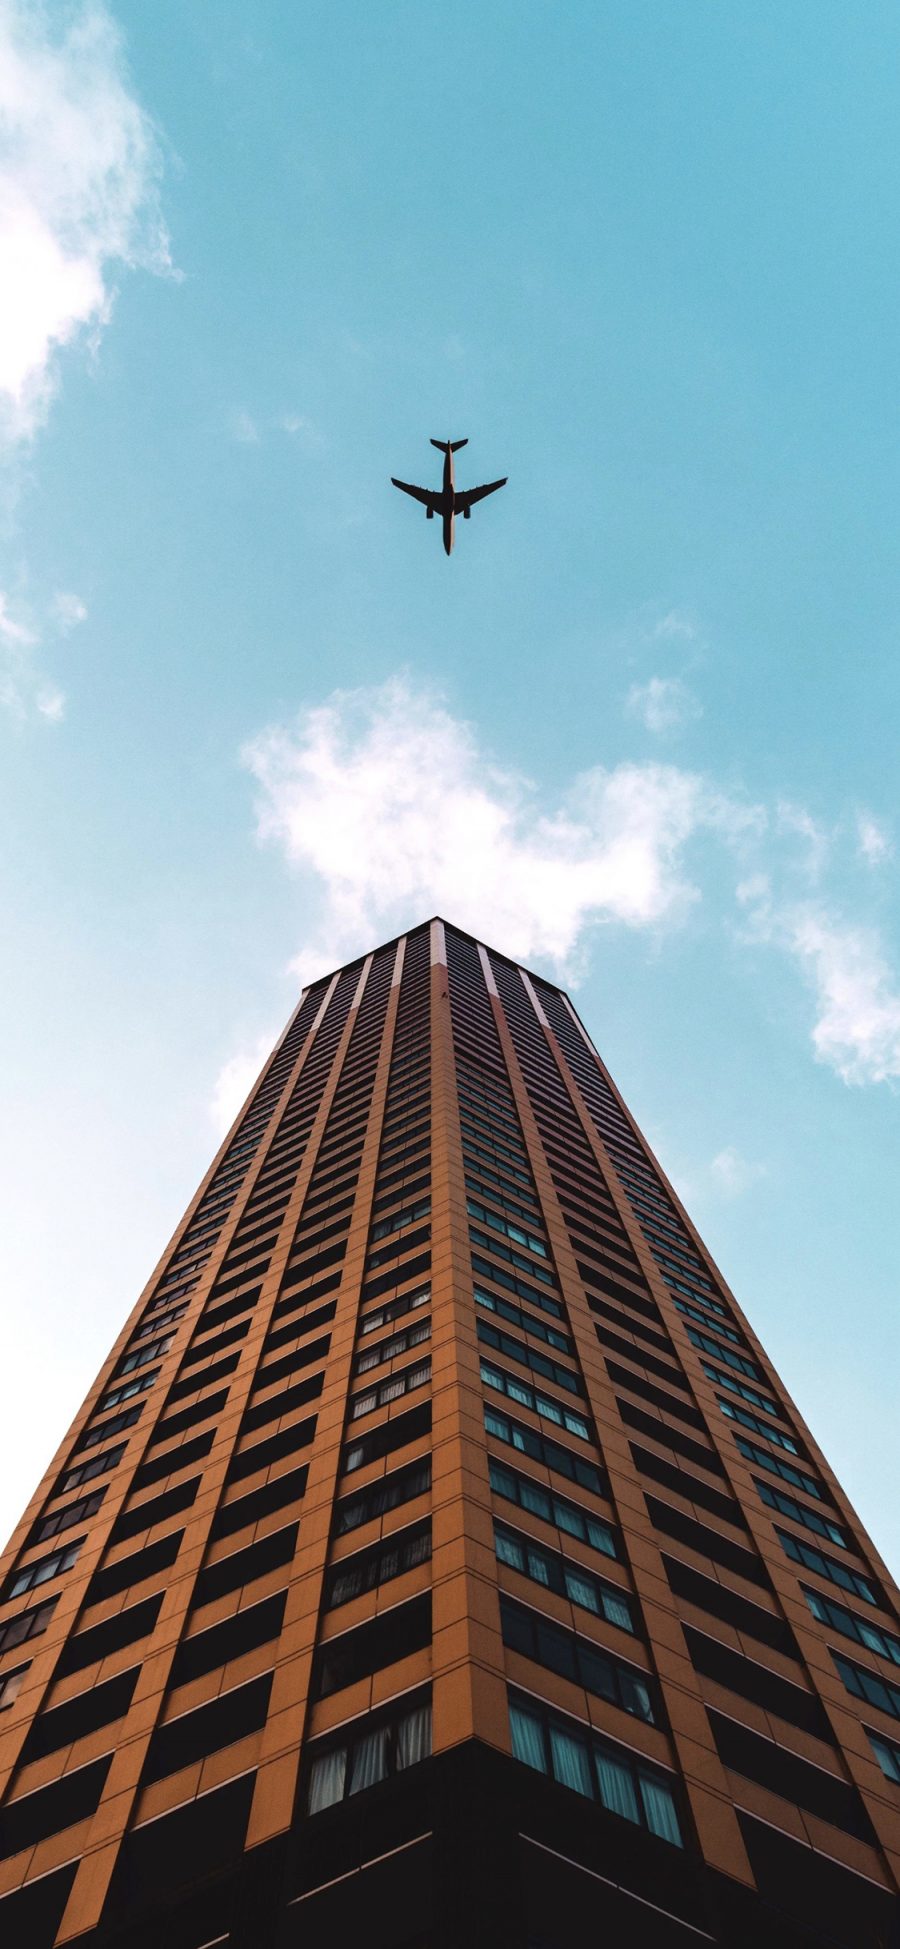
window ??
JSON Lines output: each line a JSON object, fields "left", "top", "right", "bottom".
{"left": 718, "top": 1399, "right": 799, "bottom": 1452}
{"left": 369, "top": 1198, "right": 431, "bottom": 1242}
{"left": 494, "top": 1522, "right": 632, "bottom": 1632}
{"left": 674, "top": 1299, "right": 740, "bottom": 1343}
{"left": 477, "top": 1323, "right": 582, "bottom": 1398}
{"left": 804, "top": 1588, "right": 900, "bottom": 1667}
{"left": 466, "top": 1197, "right": 548, "bottom": 1258}
{"left": 0, "top": 1664, "right": 28, "bottom": 1711}
{"left": 78, "top": 1403, "right": 143, "bottom": 1448}
{"left": 687, "top": 1327, "right": 761, "bottom": 1382}
{"left": 58, "top": 1444, "right": 125, "bottom": 1495}
{"left": 118, "top": 1335, "right": 172, "bottom": 1375}
{"left": 355, "top": 1316, "right": 431, "bottom": 1375}
{"left": 350, "top": 1358, "right": 430, "bottom": 1420}
{"left": 471, "top": 1253, "right": 555, "bottom": 1319}
{"left": 702, "top": 1363, "right": 780, "bottom": 1419}
{"left": 99, "top": 1369, "right": 158, "bottom": 1412}
{"left": 359, "top": 1286, "right": 430, "bottom": 1336}
{"left": 756, "top": 1481, "right": 847, "bottom": 1549}
{"left": 312, "top": 1593, "right": 431, "bottom": 1699}
{"left": 475, "top": 1288, "right": 568, "bottom": 1351}
{"left": 35, "top": 1489, "right": 105, "bottom": 1542}
{"left": 462, "top": 1132, "right": 532, "bottom": 1189}
{"left": 134, "top": 1303, "right": 187, "bottom": 1338}
{"left": 488, "top": 1458, "right": 616, "bottom": 1559}
{"left": 734, "top": 1437, "right": 822, "bottom": 1501}
{"left": 869, "top": 1731, "right": 900, "bottom": 1785}
{"left": 0, "top": 1597, "right": 57, "bottom": 1655}
{"left": 666, "top": 1279, "right": 727, "bottom": 1318}
{"left": 500, "top": 1596, "right": 654, "bottom": 1723}
{"left": 334, "top": 1457, "right": 431, "bottom": 1535}
{"left": 507, "top": 1691, "right": 682, "bottom": 1846}
{"left": 5, "top": 1541, "right": 81, "bottom": 1600}
{"left": 305, "top": 1693, "right": 432, "bottom": 1813}
{"left": 778, "top": 1530, "right": 877, "bottom": 1604}
{"left": 480, "top": 1358, "right": 591, "bottom": 1442}
{"left": 325, "top": 1520, "right": 431, "bottom": 1609}
{"left": 483, "top": 1405, "right": 601, "bottom": 1486}
{"left": 469, "top": 1226, "right": 556, "bottom": 1287}
{"left": 342, "top": 1400, "right": 431, "bottom": 1476}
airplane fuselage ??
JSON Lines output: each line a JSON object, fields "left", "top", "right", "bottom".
{"left": 442, "top": 445, "right": 455, "bottom": 554}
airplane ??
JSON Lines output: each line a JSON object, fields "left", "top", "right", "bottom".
{"left": 391, "top": 438, "right": 507, "bottom": 554}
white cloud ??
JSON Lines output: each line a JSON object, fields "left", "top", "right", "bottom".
{"left": 0, "top": 589, "right": 35, "bottom": 644}
{"left": 625, "top": 675, "right": 701, "bottom": 736}
{"left": 242, "top": 677, "right": 758, "bottom": 980}
{"left": 710, "top": 1146, "right": 767, "bottom": 1197}
{"left": 210, "top": 1033, "right": 275, "bottom": 1137}
{"left": 0, "top": 0, "right": 171, "bottom": 443}
{"left": 787, "top": 910, "right": 900, "bottom": 1086}
{"left": 52, "top": 589, "right": 87, "bottom": 631}
{"left": 279, "top": 412, "right": 324, "bottom": 451}
{"left": 856, "top": 811, "right": 891, "bottom": 867}
{"left": 652, "top": 609, "right": 697, "bottom": 643}
{"left": 35, "top": 681, "right": 65, "bottom": 721}
{"left": 776, "top": 799, "right": 829, "bottom": 877}
{"left": 232, "top": 409, "right": 259, "bottom": 445}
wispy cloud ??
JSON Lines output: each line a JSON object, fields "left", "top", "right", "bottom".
{"left": 51, "top": 590, "right": 88, "bottom": 632}
{"left": 710, "top": 1146, "right": 767, "bottom": 1197}
{"left": 231, "top": 409, "right": 260, "bottom": 445}
{"left": 242, "top": 676, "right": 758, "bottom": 982}
{"left": 241, "top": 675, "right": 900, "bottom": 1092}
{"left": 0, "top": 590, "right": 36, "bottom": 645}
{"left": 625, "top": 675, "right": 702, "bottom": 737}
{"left": 0, "top": 0, "right": 171, "bottom": 445}
{"left": 856, "top": 811, "right": 891, "bottom": 867}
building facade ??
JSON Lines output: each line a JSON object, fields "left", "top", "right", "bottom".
{"left": 1, "top": 918, "right": 899, "bottom": 1949}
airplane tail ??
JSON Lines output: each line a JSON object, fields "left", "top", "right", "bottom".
{"left": 430, "top": 437, "right": 468, "bottom": 453}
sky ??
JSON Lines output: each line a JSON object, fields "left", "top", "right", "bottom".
{"left": 1, "top": 1, "right": 899, "bottom": 1570}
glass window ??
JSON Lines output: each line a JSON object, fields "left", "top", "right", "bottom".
{"left": 305, "top": 1695, "right": 432, "bottom": 1813}
{"left": 508, "top": 1690, "right": 682, "bottom": 1847}
{"left": 869, "top": 1732, "right": 900, "bottom": 1785}
{"left": 7, "top": 1541, "right": 81, "bottom": 1599}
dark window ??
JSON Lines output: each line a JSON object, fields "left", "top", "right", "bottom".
{"left": 143, "top": 1673, "right": 273, "bottom": 1785}
{"left": 75, "top": 1403, "right": 143, "bottom": 1450}
{"left": 325, "top": 1520, "right": 431, "bottom": 1609}
{"left": 58, "top": 1443, "right": 125, "bottom": 1495}
{"left": 683, "top": 1626, "right": 831, "bottom": 1740}
{"left": 132, "top": 1429, "right": 214, "bottom": 1490}
{"left": 777, "top": 1529, "right": 878, "bottom": 1605}
{"left": 211, "top": 1463, "right": 309, "bottom": 1543}
{"left": 110, "top": 1476, "right": 199, "bottom": 1545}
{"left": 148, "top": 1387, "right": 229, "bottom": 1447}
{"left": 662, "top": 1555, "right": 798, "bottom": 1659}
{"left": 333, "top": 1457, "right": 431, "bottom": 1536}
{"left": 0, "top": 1597, "right": 57, "bottom": 1654}
{"left": 312, "top": 1593, "right": 431, "bottom": 1700}
{"left": 832, "top": 1650, "right": 900, "bottom": 1723}
{"left": 193, "top": 1522, "right": 299, "bottom": 1608}
{"left": 342, "top": 1400, "right": 432, "bottom": 1475}
{"left": 21, "top": 1667, "right": 139, "bottom": 1761}
{"left": 480, "top": 1358, "right": 591, "bottom": 1442}
{"left": 708, "top": 1710, "right": 873, "bottom": 1842}
{"left": 629, "top": 1445, "right": 745, "bottom": 1528}
{"left": 350, "top": 1357, "right": 430, "bottom": 1420}
{"left": 644, "top": 1496, "right": 767, "bottom": 1587}
{"left": 508, "top": 1689, "right": 682, "bottom": 1846}
{"left": 500, "top": 1595, "right": 657, "bottom": 1724}
{"left": 4, "top": 1540, "right": 81, "bottom": 1600}
{"left": 56, "top": 1594, "right": 163, "bottom": 1678}
{"left": 171, "top": 1592, "right": 287, "bottom": 1687}
{"left": 241, "top": 1370, "right": 323, "bottom": 1435}
{"left": 0, "top": 1756, "right": 111, "bottom": 1859}
{"left": 85, "top": 1530, "right": 182, "bottom": 1606}
{"left": 228, "top": 1415, "right": 317, "bottom": 1484}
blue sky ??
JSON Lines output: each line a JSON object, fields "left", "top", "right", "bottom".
{"left": 1, "top": 1, "right": 898, "bottom": 1569}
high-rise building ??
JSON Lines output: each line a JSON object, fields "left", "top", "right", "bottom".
{"left": 1, "top": 918, "right": 899, "bottom": 1949}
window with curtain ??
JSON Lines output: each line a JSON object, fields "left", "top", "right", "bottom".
{"left": 500, "top": 1596, "right": 657, "bottom": 1726}
{"left": 507, "top": 1689, "right": 683, "bottom": 1848}
{"left": 493, "top": 1522, "right": 635, "bottom": 1636}
{"left": 304, "top": 1693, "right": 432, "bottom": 1814}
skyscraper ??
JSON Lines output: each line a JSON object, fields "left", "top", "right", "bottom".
{"left": 1, "top": 918, "right": 898, "bottom": 1949}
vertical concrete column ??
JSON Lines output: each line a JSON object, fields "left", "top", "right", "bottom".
{"left": 429, "top": 921, "right": 509, "bottom": 1759}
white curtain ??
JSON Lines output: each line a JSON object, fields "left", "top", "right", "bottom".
{"left": 509, "top": 1702, "right": 546, "bottom": 1774}
{"left": 307, "top": 1746, "right": 347, "bottom": 1813}
{"left": 639, "top": 1774, "right": 682, "bottom": 1846}
{"left": 396, "top": 1702, "right": 432, "bottom": 1770}
{"left": 549, "top": 1725, "right": 592, "bottom": 1798}
{"left": 595, "top": 1748, "right": 639, "bottom": 1825}
{"left": 348, "top": 1726, "right": 390, "bottom": 1794}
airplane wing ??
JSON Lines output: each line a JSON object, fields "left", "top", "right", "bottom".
{"left": 391, "top": 478, "right": 441, "bottom": 511}
{"left": 454, "top": 477, "right": 507, "bottom": 513}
